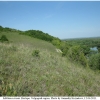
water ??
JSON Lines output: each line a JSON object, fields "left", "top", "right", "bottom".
{"left": 90, "top": 47, "right": 98, "bottom": 51}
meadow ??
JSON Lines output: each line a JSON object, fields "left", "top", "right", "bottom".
{"left": 0, "top": 31, "right": 100, "bottom": 96}
{"left": 0, "top": 32, "right": 57, "bottom": 52}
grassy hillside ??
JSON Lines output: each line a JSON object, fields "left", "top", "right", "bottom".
{"left": 0, "top": 32, "right": 56, "bottom": 52}
{"left": 0, "top": 31, "right": 100, "bottom": 96}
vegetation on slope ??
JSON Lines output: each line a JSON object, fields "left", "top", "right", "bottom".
{"left": 0, "top": 25, "right": 100, "bottom": 96}
{"left": 0, "top": 42, "right": 100, "bottom": 96}
{"left": 0, "top": 25, "right": 100, "bottom": 70}
{"left": 0, "top": 32, "right": 56, "bottom": 53}
{"left": 62, "top": 38, "right": 100, "bottom": 70}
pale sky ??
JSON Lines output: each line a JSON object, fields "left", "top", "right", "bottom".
{"left": 0, "top": 1, "right": 100, "bottom": 39}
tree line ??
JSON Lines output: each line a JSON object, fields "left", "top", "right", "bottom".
{"left": 19, "top": 30, "right": 61, "bottom": 43}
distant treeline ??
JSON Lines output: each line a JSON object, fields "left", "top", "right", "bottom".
{"left": 19, "top": 30, "right": 60, "bottom": 43}
{"left": 0, "top": 25, "right": 61, "bottom": 43}
{"left": 0, "top": 25, "right": 21, "bottom": 32}
{"left": 65, "top": 38, "right": 100, "bottom": 48}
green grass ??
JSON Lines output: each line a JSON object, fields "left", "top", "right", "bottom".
{"left": 0, "top": 32, "right": 100, "bottom": 96}
{"left": 0, "top": 32, "right": 56, "bottom": 52}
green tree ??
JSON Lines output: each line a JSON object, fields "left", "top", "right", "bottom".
{"left": 52, "top": 39, "right": 61, "bottom": 48}
{"left": 89, "top": 53, "right": 100, "bottom": 70}
{"left": 67, "top": 45, "right": 81, "bottom": 61}
{"left": 67, "top": 45, "right": 88, "bottom": 66}
{"left": 81, "top": 45, "right": 90, "bottom": 56}
{"left": 59, "top": 42, "right": 70, "bottom": 56}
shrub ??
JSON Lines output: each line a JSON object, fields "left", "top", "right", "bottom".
{"left": 79, "top": 52, "right": 88, "bottom": 67}
{"left": 32, "top": 50, "right": 40, "bottom": 57}
{"left": 67, "top": 46, "right": 81, "bottom": 61}
{"left": 67, "top": 45, "right": 88, "bottom": 67}
{"left": 89, "top": 53, "right": 100, "bottom": 70}
{"left": 0, "top": 35, "right": 9, "bottom": 42}
{"left": 52, "top": 39, "right": 61, "bottom": 48}
{"left": 62, "top": 52, "right": 66, "bottom": 57}
{"left": 60, "top": 42, "right": 70, "bottom": 57}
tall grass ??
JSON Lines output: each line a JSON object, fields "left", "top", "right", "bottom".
{"left": 0, "top": 42, "right": 100, "bottom": 96}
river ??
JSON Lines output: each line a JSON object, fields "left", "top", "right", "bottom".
{"left": 90, "top": 47, "right": 98, "bottom": 51}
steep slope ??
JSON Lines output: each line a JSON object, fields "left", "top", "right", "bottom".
{"left": 0, "top": 31, "right": 100, "bottom": 96}
{"left": 0, "top": 42, "right": 100, "bottom": 96}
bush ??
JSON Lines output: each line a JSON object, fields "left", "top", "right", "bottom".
{"left": 60, "top": 42, "right": 70, "bottom": 57}
{"left": 0, "top": 35, "right": 9, "bottom": 42}
{"left": 67, "top": 46, "right": 81, "bottom": 61}
{"left": 79, "top": 52, "right": 88, "bottom": 67}
{"left": 89, "top": 53, "right": 100, "bottom": 70}
{"left": 62, "top": 52, "right": 66, "bottom": 57}
{"left": 32, "top": 50, "right": 40, "bottom": 57}
{"left": 67, "top": 45, "right": 88, "bottom": 66}
{"left": 52, "top": 39, "right": 61, "bottom": 48}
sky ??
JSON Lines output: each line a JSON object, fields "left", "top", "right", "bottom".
{"left": 0, "top": 1, "right": 100, "bottom": 39}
